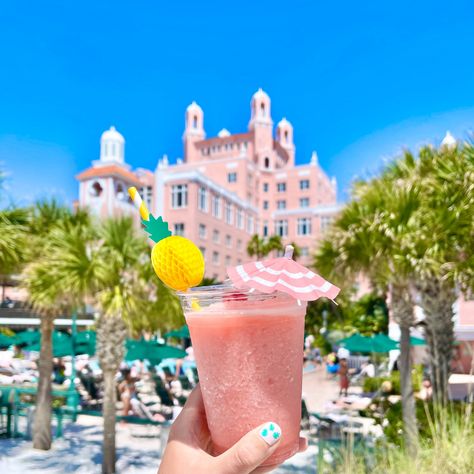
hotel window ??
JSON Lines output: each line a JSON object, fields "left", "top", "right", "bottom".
{"left": 225, "top": 202, "right": 233, "bottom": 224}
{"left": 263, "top": 221, "right": 269, "bottom": 237}
{"left": 199, "top": 223, "right": 207, "bottom": 239}
{"left": 212, "top": 251, "right": 219, "bottom": 265}
{"left": 263, "top": 182, "right": 269, "bottom": 192}
{"left": 275, "top": 220, "right": 288, "bottom": 237}
{"left": 198, "top": 187, "right": 208, "bottom": 211}
{"left": 277, "top": 182, "right": 286, "bottom": 192}
{"left": 199, "top": 247, "right": 206, "bottom": 258}
{"left": 140, "top": 186, "right": 153, "bottom": 209}
{"left": 264, "top": 157, "right": 270, "bottom": 169}
{"left": 213, "top": 229, "right": 220, "bottom": 243}
{"left": 171, "top": 184, "right": 188, "bottom": 208}
{"left": 297, "top": 218, "right": 312, "bottom": 236}
{"left": 301, "top": 247, "right": 309, "bottom": 257}
{"left": 277, "top": 200, "right": 286, "bottom": 210}
{"left": 263, "top": 200, "right": 269, "bottom": 210}
{"left": 225, "top": 234, "right": 232, "bottom": 248}
{"left": 321, "top": 216, "right": 333, "bottom": 232}
{"left": 225, "top": 255, "right": 231, "bottom": 267}
{"left": 237, "top": 239, "right": 242, "bottom": 251}
{"left": 246, "top": 215, "right": 254, "bottom": 234}
{"left": 212, "top": 196, "right": 221, "bottom": 218}
{"left": 300, "top": 179, "right": 310, "bottom": 190}
{"left": 237, "top": 209, "right": 244, "bottom": 229}
{"left": 300, "top": 197, "right": 310, "bottom": 208}
{"left": 174, "top": 223, "right": 185, "bottom": 236}
{"left": 228, "top": 172, "right": 237, "bottom": 183}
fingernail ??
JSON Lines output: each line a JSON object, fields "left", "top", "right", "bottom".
{"left": 259, "top": 422, "right": 282, "bottom": 446}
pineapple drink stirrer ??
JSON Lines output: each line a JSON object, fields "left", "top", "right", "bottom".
{"left": 128, "top": 187, "right": 205, "bottom": 291}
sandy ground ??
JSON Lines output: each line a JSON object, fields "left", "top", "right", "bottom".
{"left": 0, "top": 368, "right": 335, "bottom": 473}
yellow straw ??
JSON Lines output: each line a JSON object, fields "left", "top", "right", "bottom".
{"left": 128, "top": 187, "right": 150, "bottom": 221}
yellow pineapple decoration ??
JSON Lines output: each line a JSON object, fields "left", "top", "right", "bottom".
{"left": 128, "top": 187, "right": 205, "bottom": 291}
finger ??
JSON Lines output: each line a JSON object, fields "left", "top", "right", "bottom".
{"left": 298, "top": 436, "right": 308, "bottom": 453}
{"left": 171, "top": 384, "right": 205, "bottom": 428}
{"left": 216, "top": 422, "right": 282, "bottom": 474}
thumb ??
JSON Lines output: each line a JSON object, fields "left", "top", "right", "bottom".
{"left": 216, "top": 422, "right": 282, "bottom": 474}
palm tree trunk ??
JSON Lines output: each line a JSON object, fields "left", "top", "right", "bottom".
{"left": 391, "top": 283, "right": 418, "bottom": 456}
{"left": 418, "top": 278, "right": 456, "bottom": 407}
{"left": 102, "top": 369, "right": 117, "bottom": 474}
{"left": 33, "top": 313, "right": 54, "bottom": 450}
{"left": 96, "top": 313, "right": 127, "bottom": 474}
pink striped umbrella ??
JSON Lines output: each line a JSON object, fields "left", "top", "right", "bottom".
{"left": 227, "top": 245, "right": 340, "bottom": 302}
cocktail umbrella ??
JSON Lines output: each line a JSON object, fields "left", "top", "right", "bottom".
{"left": 125, "top": 339, "right": 186, "bottom": 364}
{"left": 164, "top": 325, "right": 190, "bottom": 339}
{"left": 227, "top": 245, "right": 340, "bottom": 301}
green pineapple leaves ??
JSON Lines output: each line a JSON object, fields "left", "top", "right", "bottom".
{"left": 142, "top": 215, "right": 172, "bottom": 243}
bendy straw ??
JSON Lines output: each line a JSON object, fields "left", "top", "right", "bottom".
{"left": 128, "top": 186, "right": 150, "bottom": 221}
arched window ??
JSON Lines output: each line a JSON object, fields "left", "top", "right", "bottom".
{"left": 260, "top": 102, "right": 265, "bottom": 117}
{"left": 104, "top": 143, "right": 108, "bottom": 157}
{"left": 264, "top": 157, "right": 270, "bottom": 169}
{"left": 193, "top": 115, "right": 198, "bottom": 129}
{"left": 112, "top": 143, "right": 116, "bottom": 156}
{"left": 284, "top": 130, "right": 289, "bottom": 143}
{"left": 90, "top": 181, "right": 103, "bottom": 197}
{"left": 116, "top": 183, "right": 125, "bottom": 200}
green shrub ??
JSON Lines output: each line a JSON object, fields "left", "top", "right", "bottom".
{"left": 362, "top": 367, "right": 421, "bottom": 395}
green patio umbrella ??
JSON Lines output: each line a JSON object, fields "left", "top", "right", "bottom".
{"left": 339, "top": 333, "right": 398, "bottom": 353}
{"left": 410, "top": 336, "right": 426, "bottom": 346}
{"left": 125, "top": 339, "right": 186, "bottom": 363}
{"left": 14, "top": 330, "right": 41, "bottom": 346}
{"left": 25, "top": 331, "right": 96, "bottom": 357}
{"left": 0, "top": 333, "right": 15, "bottom": 348}
{"left": 164, "top": 325, "right": 190, "bottom": 339}
{"left": 372, "top": 333, "right": 399, "bottom": 351}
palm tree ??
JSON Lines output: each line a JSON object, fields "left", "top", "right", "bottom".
{"left": 0, "top": 207, "right": 28, "bottom": 300}
{"left": 315, "top": 175, "right": 421, "bottom": 455}
{"left": 95, "top": 217, "right": 152, "bottom": 474}
{"left": 22, "top": 205, "right": 100, "bottom": 450}
{"left": 246, "top": 234, "right": 284, "bottom": 259}
{"left": 400, "top": 143, "right": 474, "bottom": 405}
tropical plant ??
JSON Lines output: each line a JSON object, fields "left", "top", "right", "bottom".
{"left": 95, "top": 217, "right": 156, "bottom": 474}
{"left": 315, "top": 173, "right": 421, "bottom": 455}
{"left": 0, "top": 207, "right": 29, "bottom": 300}
{"left": 246, "top": 234, "right": 284, "bottom": 259}
{"left": 22, "top": 205, "right": 101, "bottom": 450}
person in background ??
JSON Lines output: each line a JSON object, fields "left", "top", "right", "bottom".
{"left": 118, "top": 367, "right": 137, "bottom": 417}
{"left": 360, "top": 359, "right": 375, "bottom": 378}
{"left": 338, "top": 358, "right": 350, "bottom": 397}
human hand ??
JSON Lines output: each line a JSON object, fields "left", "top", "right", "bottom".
{"left": 158, "top": 385, "right": 307, "bottom": 474}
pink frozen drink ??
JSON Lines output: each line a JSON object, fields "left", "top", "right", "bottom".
{"left": 180, "top": 285, "right": 307, "bottom": 466}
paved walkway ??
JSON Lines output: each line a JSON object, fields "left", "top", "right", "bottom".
{"left": 0, "top": 369, "right": 333, "bottom": 473}
{"left": 302, "top": 365, "right": 340, "bottom": 413}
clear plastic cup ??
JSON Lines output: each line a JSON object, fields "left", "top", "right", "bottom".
{"left": 178, "top": 284, "right": 307, "bottom": 466}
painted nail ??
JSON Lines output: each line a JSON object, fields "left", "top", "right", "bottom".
{"left": 259, "top": 422, "right": 282, "bottom": 446}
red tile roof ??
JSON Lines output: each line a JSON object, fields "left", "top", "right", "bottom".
{"left": 76, "top": 165, "right": 142, "bottom": 186}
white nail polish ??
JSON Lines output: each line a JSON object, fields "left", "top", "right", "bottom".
{"left": 259, "top": 422, "right": 282, "bottom": 446}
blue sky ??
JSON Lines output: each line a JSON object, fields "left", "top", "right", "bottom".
{"left": 1, "top": 0, "right": 474, "bottom": 206}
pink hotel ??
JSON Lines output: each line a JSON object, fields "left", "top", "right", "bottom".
{"left": 77, "top": 89, "right": 340, "bottom": 281}
{"left": 77, "top": 89, "right": 474, "bottom": 372}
